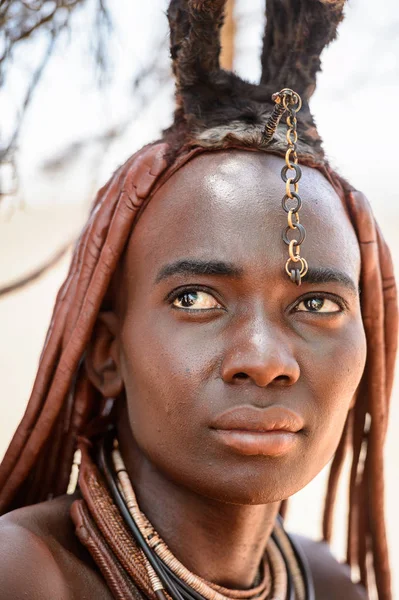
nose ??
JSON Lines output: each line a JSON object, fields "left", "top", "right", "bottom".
{"left": 220, "top": 317, "right": 300, "bottom": 388}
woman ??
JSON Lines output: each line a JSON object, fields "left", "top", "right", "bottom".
{"left": 0, "top": 1, "right": 397, "bottom": 599}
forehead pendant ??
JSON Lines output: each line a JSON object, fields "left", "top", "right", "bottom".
{"left": 270, "top": 89, "right": 308, "bottom": 286}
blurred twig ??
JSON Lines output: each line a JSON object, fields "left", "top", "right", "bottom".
{"left": 0, "top": 0, "right": 113, "bottom": 198}
{"left": 0, "top": 32, "right": 56, "bottom": 182}
{"left": 0, "top": 0, "right": 86, "bottom": 75}
{"left": 0, "top": 32, "right": 171, "bottom": 298}
{"left": 220, "top": 0, "right": 235, "bottom": 70}
{"left": 0, "top": 238, "right": 72, "bottom": 297}
{"left": 41, "top": 38, "right": 171, "bottom": 181}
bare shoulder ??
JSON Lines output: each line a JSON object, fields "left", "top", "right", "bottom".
{"left": 0, "top": 495, "right": 112, "bottom": 600}
{"left": 293, "top": 534, "right": 368, "bottom": 600}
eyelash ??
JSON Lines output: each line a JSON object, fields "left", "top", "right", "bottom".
{"left": 166, "top": 286, "right": 348, "bottom": 314}
{"left": 292, "top": 292, "right": 348, "bottom": 313}
{"left": 166, "top": 285, "right": 224, "bottom": 311}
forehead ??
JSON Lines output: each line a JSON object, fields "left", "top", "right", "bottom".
{"left": 125, "top": 151, "right": 360, "bottom": 283}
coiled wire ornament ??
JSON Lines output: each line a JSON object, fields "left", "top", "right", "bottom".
{"left": 272, "top": 89, "right": 308, "bottom": 286}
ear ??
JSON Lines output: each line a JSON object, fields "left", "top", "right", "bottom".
{"left": 85, "top": 311, "right": 124, "bottom": 398}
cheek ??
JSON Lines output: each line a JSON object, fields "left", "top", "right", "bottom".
{"left": 301, "top": 316, "right": 367, "bottom": 467}
{"left": 118, "top": 314, "right": 214, "bottom": 463}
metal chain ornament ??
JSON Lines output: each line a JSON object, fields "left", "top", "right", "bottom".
{"left": 272, "top": 89, "right": 308, "bottom": 286}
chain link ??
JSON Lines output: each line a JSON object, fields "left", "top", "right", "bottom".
{"left": 273, "top": 88, "right": 308, "bottom": 285}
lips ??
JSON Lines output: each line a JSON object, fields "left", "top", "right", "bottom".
{"left": 210, "top": 405, "right": 304, "bottom": 456}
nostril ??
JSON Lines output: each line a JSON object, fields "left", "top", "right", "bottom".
{"left": 274, "top": 375, "right": 290, "bottom": 384}
{"left": 233, "top": 372, "right": 249, "bottom": 380}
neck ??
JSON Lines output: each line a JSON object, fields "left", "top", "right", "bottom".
{"left": 118, "top": 419, "right": 280, "bottom": 590}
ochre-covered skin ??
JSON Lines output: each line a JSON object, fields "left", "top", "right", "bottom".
{"left": 113, "top": 152, "right": 365, "bottom": 506}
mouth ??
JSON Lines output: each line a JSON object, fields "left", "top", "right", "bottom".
{"left": 210, "top": 405, "right": 304, "bottom": 457}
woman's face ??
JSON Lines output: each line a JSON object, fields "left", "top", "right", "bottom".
{"left": 113, "top": 151, "right": 366, "bottom": 504}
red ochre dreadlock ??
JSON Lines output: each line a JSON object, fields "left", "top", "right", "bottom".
{"left": 0, "top": 1, "right": 397, "bottom": 599}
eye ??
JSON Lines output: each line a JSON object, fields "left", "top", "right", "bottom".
{"left": 296, "top": 296, "right": 342, "bottom": 313}
{"left": 172, "top": 290, "right": 222, "bottom": 311}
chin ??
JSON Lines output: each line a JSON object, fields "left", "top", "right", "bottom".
{"left": 179, "top": 458, "right": 316, "bottom": 506}
{"left": 194, "top": 479, "right": 304, "bottom": 506}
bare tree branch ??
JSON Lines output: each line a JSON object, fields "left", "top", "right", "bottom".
{"left": 0, "top": 2, "right": 172, "bottom": 298}
{"left": 0, "top": 31, "right": 56, "bottom": 170}
{"left": 0, "top": 0, "right": 113, "bottom": 198}
{"left": 0, "top": 0, "right": 85, "bottom": 72}
{"left": 220, "top": 0, "right": 235, "bottom": 70}
{"left": 0, "top": 238, "right": 72, "bottom": 297}
{"left": 0, "top": 30, "right": 171, "bottom": 298}
{"left": 41, "top": 38, "right": 170, "bottom": 176}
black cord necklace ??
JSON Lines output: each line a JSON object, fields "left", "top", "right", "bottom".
{"left": 99, "top": 433, "right": 315, "bottom": 600}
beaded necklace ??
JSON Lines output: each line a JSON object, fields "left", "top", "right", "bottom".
{"left": 99, "top": 436, "right": 315, "bottom": 600}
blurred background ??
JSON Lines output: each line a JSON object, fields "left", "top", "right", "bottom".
{"left": 1, "top": 0, "right": 398, "bottom": 596}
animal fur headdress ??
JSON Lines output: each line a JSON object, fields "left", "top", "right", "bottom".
{"left": 0, "top": 2, "right": 397, "bottom": 599}
{"left": 164, "top": 0, "right": 344, "bottom": 163}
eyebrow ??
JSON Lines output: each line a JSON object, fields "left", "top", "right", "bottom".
{"left": 155, "top": 259, "right": 244, "bottom": 283}
{"left": 302, "top": 266, "right": 359, "bottom": 295}
{"left": 155, "top": 259, "right": 359, "bottom": 295}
